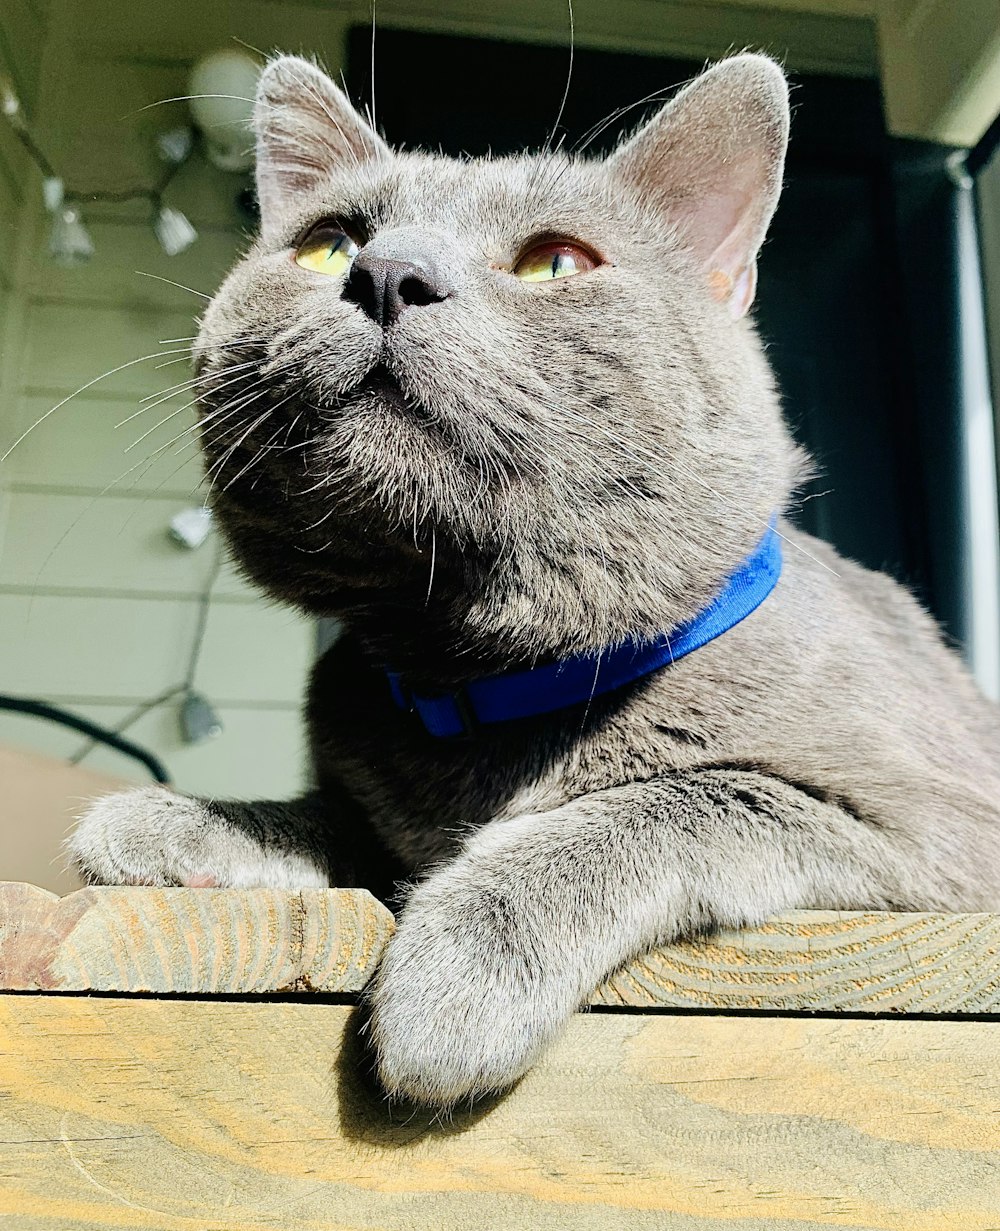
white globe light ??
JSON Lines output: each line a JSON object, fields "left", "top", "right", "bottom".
{"left": 187, "top": 49, "right": 261, "bottom": 172}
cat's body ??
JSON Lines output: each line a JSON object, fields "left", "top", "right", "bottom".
{"left": 309, "top": 528, "right": 1000, "bottom": 894}
{"left": 72, "top": 52, "right": 1000, "bottom": 1107}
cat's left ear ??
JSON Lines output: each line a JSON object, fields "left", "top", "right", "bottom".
{"left": 254, "top": 55, "right": 390, "bottom": 239}
{"left": 609, "top": 54, "right": 789, "bottom": 318}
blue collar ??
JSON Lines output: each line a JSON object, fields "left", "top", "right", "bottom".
{"left": 387, "top": 521, "right": 781, "bottom": 738}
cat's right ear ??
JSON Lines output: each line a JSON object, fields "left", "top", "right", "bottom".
{"left": 253, "top": 55, "right": 389, "bottom": 238}
{"left": 608, "top": 54, "right": 789, "bottom": 319}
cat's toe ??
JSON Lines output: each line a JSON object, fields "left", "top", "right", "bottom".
{"left": 368, "top": 912, "right": 563, "bottom": 1107}
{"left": 69, "top": 787, "right": 329, "bottom": 889}
{"left": 182, "top": 872, "right": 220, "bottom": 888}
{"left": 69, "top": 787, "right": 214, "bottom": 886}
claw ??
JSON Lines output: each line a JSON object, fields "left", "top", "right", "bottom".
{"left": 182, "top": 873, "right": 219, "bottom": 888}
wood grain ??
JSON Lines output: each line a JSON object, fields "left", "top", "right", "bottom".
{"left": 5, "top": 883, "right": 1000, "bottom": 1013}
{"left": 593, "top": 909, "right": 1000, "bottom": 1012}
{"left": 0, "top": 883, "right": 394, "bottom": 994}
{"left": 2, "top": 997, "right": 999, "bottom": 1229}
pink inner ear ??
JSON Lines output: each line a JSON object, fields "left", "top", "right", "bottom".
{"left": 680, "top": 159, "right": 763, "bottom": 263}
{"left": 728, "top": 262, "right": 758, "bottom": 319}
{"left": 608, "top": 56, "right": 788, "bottom": 321}
{"left": 683, "top": 181, "right": 762, "bottom": 319}
{"left": 253, "top": 57, "right": 389, "bottom": 236}
{"left": 684, "top": 190, "right": 749, "bottom": 267}
{"left": 705, "top": 256, "right": 758, "bottom": 320}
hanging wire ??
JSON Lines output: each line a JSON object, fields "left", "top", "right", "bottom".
{"left": 0, "top": 81, "right": 215, "bottom": 779}
{"left": 1, "top": 72, "right": 198, "bottom": 257}
{"left": 3, "top": 81, "right": 187, "bottom": 208}
{"left": 0, "top": 695, "right": 170, "bottom": 783}
{"left": 184, "top": 540, "right": 224, "bottom": 691}
{"left": 68, "top": 539, "right": 224, "bottom": 769}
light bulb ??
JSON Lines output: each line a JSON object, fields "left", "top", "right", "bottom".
{"left": 167, "top": 506, "right": 212, "bottom": 549}
{"left": 187, "top": 49, "right": 260, "bottom": 172}
{"left": 0, "top": 76, "right": 25, "bottom": 132}
{"left": 42, "top": 176, "right": 64, "bottom": 212}
{"left": 179, "top": 692, "right": 223, "bottom": 744}
{"left": 49, "top": 206, "right": 94, "bottom": 265}
{"left": 157, "top": 125, "right": 194, "bottom": 165}
{"left": 154, "top": 205, "right": 197, "bottom": 256}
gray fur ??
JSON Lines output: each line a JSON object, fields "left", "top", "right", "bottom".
{"left": 71, "top": 53, "right": 1000, "bottom": 1107}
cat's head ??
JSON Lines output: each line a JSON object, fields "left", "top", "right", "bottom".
{"left": 195, "top": 52, "right": 803, "bottom": 677}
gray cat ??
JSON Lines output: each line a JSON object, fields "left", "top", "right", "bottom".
{"left": 71, "top": 52, "right": 1000, "bottom": 1108}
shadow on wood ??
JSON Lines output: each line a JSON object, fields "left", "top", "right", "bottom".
{"left": 2, "top": 883, "right": 1000, "bottom": 1227}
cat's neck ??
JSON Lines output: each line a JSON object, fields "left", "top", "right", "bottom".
{"left": 343, "top": 517, "right": 783, "bottom": 693}
{"left": 348, "top": 605, "right": 548, "bottom": 689}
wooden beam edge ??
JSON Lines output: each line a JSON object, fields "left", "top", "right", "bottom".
{"left": 2, "top": 882, "right": 998, "bottom": 1014}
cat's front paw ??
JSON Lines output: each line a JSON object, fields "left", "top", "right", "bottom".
{"left": 368, "top": 883, "right": 574, "bottom": 1107}
{"left": 70, "top": 787, "right": 328, "bottom": 889}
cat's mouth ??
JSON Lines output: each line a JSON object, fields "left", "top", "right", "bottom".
{"left": 349, "top": 362, "right": 436, "bottom": 425}
{"left": 357, "top": 363, "right": 405, "bottom": 403}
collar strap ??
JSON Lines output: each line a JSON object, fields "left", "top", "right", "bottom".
{"left": 387, "top": 521, "right": 781, "bottom": 738}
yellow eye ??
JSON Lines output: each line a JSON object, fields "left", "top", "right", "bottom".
{"left": 294, "top": 224, "right": 359, "bottom": 277}
{"left": 512, "top": 240, "right": 599, "bottom": 282}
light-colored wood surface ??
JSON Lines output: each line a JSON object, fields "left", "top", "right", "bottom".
{"left": 592, "top": 908, "right": 1000, "bottom": 1012}
{"left": 6, "top": 882, "right": 1000, "bottom": 1014}
{"left": 2, "top": 997, "right": 999, "bottom": 1229}
{"left": 0, "top": 883, "right": 394, "bottom": 994}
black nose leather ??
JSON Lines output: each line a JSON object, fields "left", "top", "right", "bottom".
{"left": 343, "top": 252, "right": 451, "bottom": 326}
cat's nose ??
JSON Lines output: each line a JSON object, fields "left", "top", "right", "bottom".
{"left": 343, "top": 252, "right": 451, "bottom": 327}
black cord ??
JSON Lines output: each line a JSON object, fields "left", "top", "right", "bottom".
{"left": 10, "top": 121, "right": 57, "bottom": 179}
{"left": 6, "top": 94, "right": 188, "bottom": 210}
{"left": 184, "top": 542, "right": 223, "bottom": 689}
{"left": 66, "top": 159, "right": 186, "bottom": 209}
{"left": 0, "top": 695, "right": 171, "bottom": 784}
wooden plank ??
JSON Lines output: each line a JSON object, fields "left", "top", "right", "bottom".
{"left": 1, "top": 998, "right": 999, "bottom": 1228}
{"left": 4, "top": 884, "right": 1000, "bottom": 1013}
{"left": 25, "top": 219, "right": 243, "bottom": 309}
{"left": 21, "top": 302, "right": 199, "bottom": 400}
{"left": 368, "top": 0, "right": 879, "bottom": 78}
{"left": 592, "top": 910, "right": 1000, "bottom": 1013}
{"left": 0, "top": 883, "right": 393, "bottom": 994}
{"left": 57, "top": 0, "right": 877, "bottom": 80}
{"left": 67, "top": 702, "right": 306, "bottom": 802}
{"left": 877, "top": 0, "right": 1000, "bottom": 145}
{"left": 3, "top": 393, "right": 205, "bottom": 495}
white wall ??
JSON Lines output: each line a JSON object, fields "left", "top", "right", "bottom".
{"left": 0, "top": 1, "right": 354, "bottom": 797}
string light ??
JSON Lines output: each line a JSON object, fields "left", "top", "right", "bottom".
{"left": 49, "top": 206, "right": 95, "bottom": 265}
{"left": 0, "top": 72, "right": 199, "bottom": 262}
{"left": 154, "top": 205, "right": 199, "bottom": 257}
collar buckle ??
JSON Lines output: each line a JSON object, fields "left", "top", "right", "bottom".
{"left": 387, "top": 672, "right": 480, "bottom": 739}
